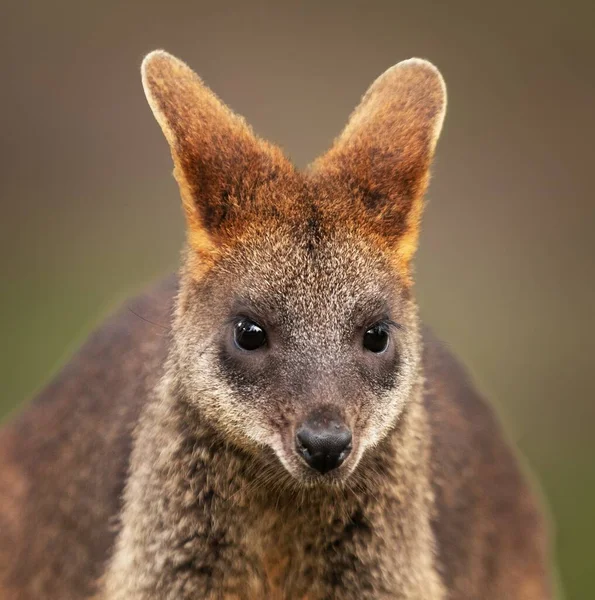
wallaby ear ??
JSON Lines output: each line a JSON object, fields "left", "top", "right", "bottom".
{"left": 311, "top": 58, "right": 447, "bottom": 271}
{"left": 141, "top": 50, "right": 291, "bottom": 258}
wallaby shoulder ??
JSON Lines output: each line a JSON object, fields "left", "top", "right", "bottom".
{"left": 0, "top": 276, "right": 177, "bottom": 599}
{"left": 423, "top": 331, "right": 552, "bottom": 599}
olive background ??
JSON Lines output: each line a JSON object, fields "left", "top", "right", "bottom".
{"left": 1, "top": 1, "right": 593, "bottom": 597}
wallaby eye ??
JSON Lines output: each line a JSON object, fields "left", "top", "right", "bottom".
{"left": 234, "top": 318, "right": 267, "bottom": 351}
{"left": 363, "top": 324, "right": 390, "bottom": 353}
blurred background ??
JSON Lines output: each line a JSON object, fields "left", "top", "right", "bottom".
{"left": 1, "top": 0, "right": 593, "bottom": 596}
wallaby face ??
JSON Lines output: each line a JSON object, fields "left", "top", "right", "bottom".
{"left": 142, "top": 51, "right": 446, "bottom": 484}
{"left": 172, "top": 222, "right": 422, "bottom": 483}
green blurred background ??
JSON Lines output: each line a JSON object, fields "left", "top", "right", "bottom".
{"left": 1, "top": 0, "right": 593, "bottom": 596}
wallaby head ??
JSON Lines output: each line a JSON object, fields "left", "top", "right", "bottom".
{"left": 141, "top": 50, "right": 446, "bottom": 485}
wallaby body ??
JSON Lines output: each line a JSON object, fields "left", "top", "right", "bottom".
{"left": 0, "top": 52, "right": 552, "bottom": 599}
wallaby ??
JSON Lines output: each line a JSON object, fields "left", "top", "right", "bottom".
{"left": 0, "top": 50, "right": 552, "bottom": 599}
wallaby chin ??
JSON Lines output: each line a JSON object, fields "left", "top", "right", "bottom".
{"left": 0, "top": 51, "right": 553, "bottom": 600}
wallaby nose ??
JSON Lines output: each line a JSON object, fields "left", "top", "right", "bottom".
{"left": 296, "top": 416, "right": 352, "bottom": 474}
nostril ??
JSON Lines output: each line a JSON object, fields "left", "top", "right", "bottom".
{"left": 296, "top": 423, "right": 353, "bottom": 474}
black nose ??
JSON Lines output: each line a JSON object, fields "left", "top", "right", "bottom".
{"left": 296, "top": 416, "right": 352, "bottom": 474}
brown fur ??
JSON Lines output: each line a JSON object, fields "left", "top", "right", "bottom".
{"left": 0, "top": 51, "right": 552, "bottom": 599}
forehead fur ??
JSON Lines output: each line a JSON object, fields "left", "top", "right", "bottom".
{"left": 181, "top": 179, "right": 405, "bottom": 303}
{"left": 215, "top": 215, "right": 400, "bottom": 306}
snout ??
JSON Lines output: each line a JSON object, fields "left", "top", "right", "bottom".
{"left": 295, "top": 410, "right": 352, "bottom": 474}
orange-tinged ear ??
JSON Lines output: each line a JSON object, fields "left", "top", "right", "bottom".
{"left": 141, "top": 50, "right": 292, "bottom": 260}
{"left": 311, "top": 58, "right": 447, "bottom": 272}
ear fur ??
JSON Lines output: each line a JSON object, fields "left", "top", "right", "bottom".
{"left": 141, "top": 50, "right": 292, "bottom": 258}
{"left": 311, "top": 58, "right": 447, "bottom": 270}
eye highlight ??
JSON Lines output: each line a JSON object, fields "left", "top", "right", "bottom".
{"left": 363, "top": 323, "right": 390, "bottom": 353}
{"left": 233, "top": 318, "right": 267, "bottom": 351}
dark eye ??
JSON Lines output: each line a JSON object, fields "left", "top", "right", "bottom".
{"left": 233, "top": 318, "right": 267, "bottom": 351}
{"left": 363, "top": 323, "right": 390, "bottom": 353}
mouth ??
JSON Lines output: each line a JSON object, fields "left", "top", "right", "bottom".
{"left": 298, "top": 465, "right": 356, "bottom": 486}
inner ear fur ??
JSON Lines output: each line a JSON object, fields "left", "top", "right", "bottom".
{"left": 311, "top": 58, "right": 447, "bottom": 270}
{"left": 141, "top": 50, "right": 292, "bottom": 257}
